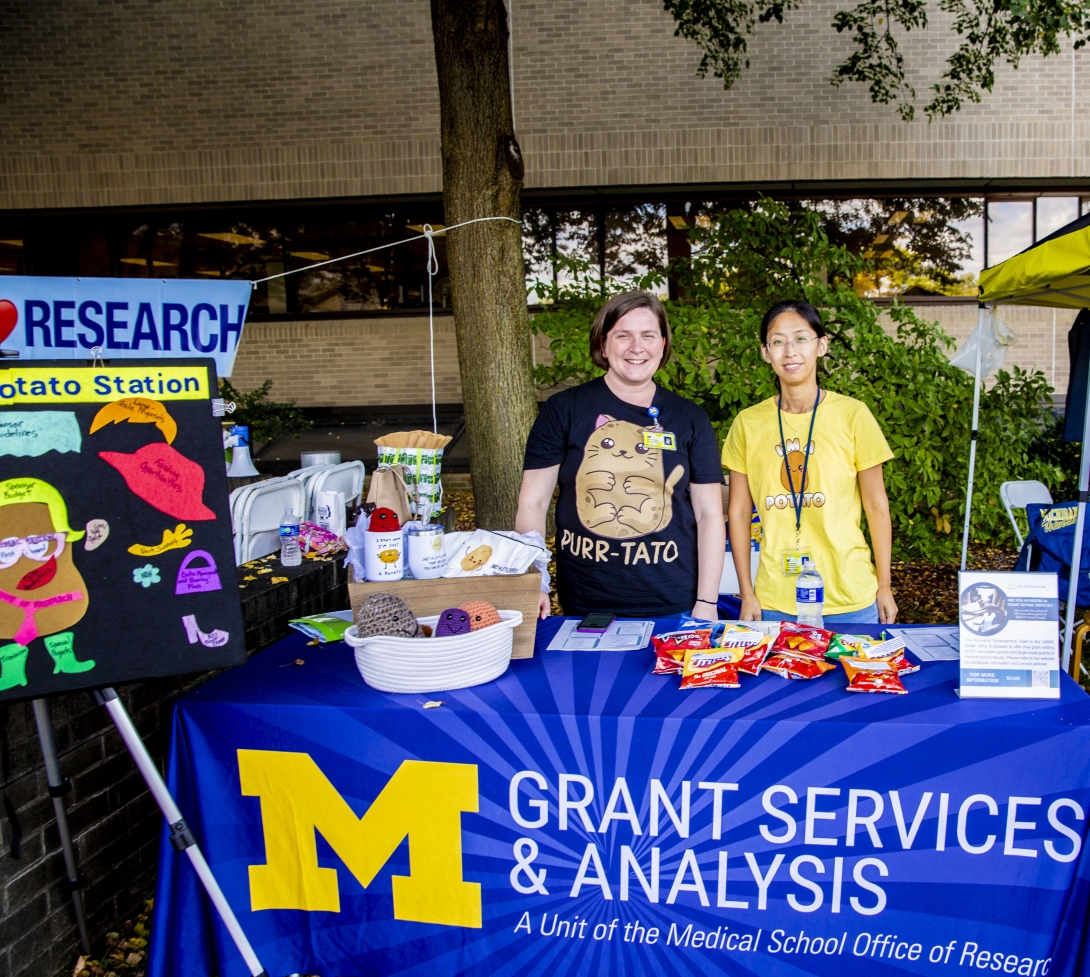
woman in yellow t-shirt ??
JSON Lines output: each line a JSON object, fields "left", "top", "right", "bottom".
{"left": 721, "top": 300, "right": 897, "bottom": 625}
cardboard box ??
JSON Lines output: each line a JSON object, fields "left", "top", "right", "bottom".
{"left": 348, "top": 570, "right": 541, "bottom": 658}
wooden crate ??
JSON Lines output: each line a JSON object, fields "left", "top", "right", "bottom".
{"left": 347, "top": 570, "right": 541, "bottom": 658}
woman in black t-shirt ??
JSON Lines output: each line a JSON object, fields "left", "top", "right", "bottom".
{"left": 517, "top": 291, "right": 725, "bottom": 620}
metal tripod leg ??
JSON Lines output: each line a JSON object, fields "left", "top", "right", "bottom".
{"left": 93, "top": 688, "right": 268, "bottom": 977}
{"left": 32, "top": 698, "right": 91, "bottom": 956}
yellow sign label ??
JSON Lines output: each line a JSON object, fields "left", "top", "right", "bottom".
{"left": 0, "top": 367, "right": 209, "bottom": 404}
{"left": 238, "top": 750, "right": 482, "bottom": 927}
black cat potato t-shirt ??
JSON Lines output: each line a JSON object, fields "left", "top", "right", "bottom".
{"left": 524, "top": 377, "right": 722, "bottom": 617}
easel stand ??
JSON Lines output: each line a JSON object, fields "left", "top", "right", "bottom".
{"left": 93, "top": 688, "right": 268, "bottom": 977}
{"left": 31, "top": 698, "right": 91, "bottom": 955}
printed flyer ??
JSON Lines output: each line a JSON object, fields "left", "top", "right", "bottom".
{"left": 958, "top": 571, "right": 1059, "bottom": 699}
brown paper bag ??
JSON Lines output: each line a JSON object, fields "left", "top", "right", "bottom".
{"left": 366, "top": 465, "right": 412, "bottom": 525}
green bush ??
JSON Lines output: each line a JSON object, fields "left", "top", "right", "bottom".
{"left": 531, "top": 199, "right": 1066, "bottom": 563}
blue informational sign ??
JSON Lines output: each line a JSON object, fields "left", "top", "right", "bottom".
{"left": 0, "top": 277, "right": 251, "bottom": 377}
{"left": 149, "top": 620, "right": 1090, "bottom": 977}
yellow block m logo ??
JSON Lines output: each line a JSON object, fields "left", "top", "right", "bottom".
{"left": 238, "top": 751, "right": 481, "bottom": 927}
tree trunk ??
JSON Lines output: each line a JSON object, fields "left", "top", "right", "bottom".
{"left": 431, "top": 0, "right": 536, "bottom": 530}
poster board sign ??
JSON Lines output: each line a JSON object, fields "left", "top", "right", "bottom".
{"left": 0, "top": 277, "right": 252, "bottom": 377}
{"left": 0, "top": 358, "right": 246, "bottom": 701}
{"left": 958, "top": 570, "right": 1059, "bottom": 698}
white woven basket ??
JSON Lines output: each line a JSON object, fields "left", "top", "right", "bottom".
{"left": 345, "top": 610, "right": 523, "bottom": 694}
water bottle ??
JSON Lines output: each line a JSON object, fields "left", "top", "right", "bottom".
{"left": 279, "top": 508, "right": 301, "bottom": 567}
{"left": 796, "top": 560, "right": 824, "bottom": 628}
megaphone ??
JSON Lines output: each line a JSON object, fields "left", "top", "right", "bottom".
{"left": 225, "top": 424, "right": 261, "bottom": 477}
{"left": 227, "top": 444, "right": 261, "bottom": 478}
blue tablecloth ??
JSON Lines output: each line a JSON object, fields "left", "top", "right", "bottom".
{"left": 149, "top": 617, "right": 1090, "bottom": 977}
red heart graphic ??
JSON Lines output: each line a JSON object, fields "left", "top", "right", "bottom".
{"left": 0, "top": 300, "right": 17, "bottom": 344}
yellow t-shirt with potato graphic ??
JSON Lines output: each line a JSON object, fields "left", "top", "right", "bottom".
{"left": 722, "top": 391, "right": 893, "bottom": 615}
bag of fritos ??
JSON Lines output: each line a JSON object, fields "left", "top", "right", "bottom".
{"left": 680, "top": 646, "right": 744, "bottom": 689}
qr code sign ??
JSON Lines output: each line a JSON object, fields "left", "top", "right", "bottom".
{"left": 1032, "top": 669, "right": 1050, "bottom": 687}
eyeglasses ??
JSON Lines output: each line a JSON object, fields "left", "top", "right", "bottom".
{"left": 0, "top": 533, "right": 66, "bottom": 570}
{"left": 764, "top": 337, "right": 816, "bottom": 350}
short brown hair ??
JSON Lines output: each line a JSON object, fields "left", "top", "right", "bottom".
{"left": 589, "top": 290, "right": 672, "bottom": 372}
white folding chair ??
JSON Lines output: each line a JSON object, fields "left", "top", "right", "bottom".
{"left": 1000, "top": 480, "right": 1052, "bottom": 566}
{"left": 234, "top": 478, "right": 306, "bottom": 564}
{"left": 307, "top": 461, "right": 366, "bottom": 514}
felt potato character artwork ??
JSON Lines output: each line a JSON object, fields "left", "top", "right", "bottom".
{"left": 460, "top": 544, "right": 493, "bottom": 572}
{"left": 0, "top": 478, "right": 95, "bottom": 692}
{"left": 575, "top": 415, "right": 684, "bottom": 538}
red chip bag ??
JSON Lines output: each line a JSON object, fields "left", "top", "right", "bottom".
{"left": 770, "top": 622, "right": 834, "bottom": 659}
{"left": 680, "top": 647, "right": 743, "bottom": 689}
{"left": 763, "top": 651, "right": 836, "bottom": 680}
{"left": 842, "top": 656, "right": 907, "bottom": 694}
{"left": 652, "top": 629, "right": 713, "bottom": 675}
{"left": 737, "top": 637, "right": 772, "bottom": 676}
{"left": 885, "top": 650, "right": 920, "bottom": 675}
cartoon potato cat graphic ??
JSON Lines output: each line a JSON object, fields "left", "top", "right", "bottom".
{"left": 0, "top": 478, "right": 95, "bottom": 692}
{"left": 576, "top": 415, "right": 684, "bottom": 538}
{"left": 776, "top": 438, "right": 815, "bottom": 492}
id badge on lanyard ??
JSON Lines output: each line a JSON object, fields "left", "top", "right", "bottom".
{"left": 643, "top": 405, "right": 677, "bottom": 450}
{"left": 777, "top": 387, "right": 820, "bottom": 576}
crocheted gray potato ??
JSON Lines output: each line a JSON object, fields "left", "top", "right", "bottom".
{"left": 354, "top": 593, "right": 421, "bottom": 639}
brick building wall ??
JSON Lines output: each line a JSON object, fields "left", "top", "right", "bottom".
{"left": 0, "top": 0, "right": 1086, "bottom": 210}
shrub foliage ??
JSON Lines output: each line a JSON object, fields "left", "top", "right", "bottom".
{"left": 531, "top": 199, "right": 1064, "bottom": 563}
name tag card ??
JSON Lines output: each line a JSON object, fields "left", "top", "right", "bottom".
{"left": 958, "top": 571, "right": 1060, "bottom": 699}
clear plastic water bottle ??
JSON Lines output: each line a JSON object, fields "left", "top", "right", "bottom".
{"left": 796, "top": 559, "right": 824, "bottom": 628}
{"left": 279, "top": 508, "right": 301, "bottom": 567}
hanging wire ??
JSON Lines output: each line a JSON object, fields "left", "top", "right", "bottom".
{"left": 247, "top": 214, "right": 519, "bottom": 457}
{"left": 249, "top": 215, "right": 519, "bottom": 285}
{"left": 423, "top": 224, "right": 440, "bottom": 434}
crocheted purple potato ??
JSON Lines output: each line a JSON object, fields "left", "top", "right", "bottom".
{"left": 435, "top": 607, "right": 471, "bottom": 637}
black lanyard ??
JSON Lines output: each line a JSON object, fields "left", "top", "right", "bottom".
{"left": 777, "top": 386, "right": 821, "bottom": 545}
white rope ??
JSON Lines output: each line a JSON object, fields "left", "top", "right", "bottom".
{"left": 424, "top": 224, "right": 440, "bottom": 434}
{"left": 249, "top": 215, "right": 519, "bottom": 285}
{"left": 248, "top": 213, "right": 520, "bottom": 447}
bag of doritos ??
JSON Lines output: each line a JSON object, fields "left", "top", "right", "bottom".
{"left": 652, "top": 629, "right": 713, "bottom": 675}
{"left": 771, "top": 622, "right": 834, "bottom": 659}
{"left": 841, "top": 656, "right": 908, "bottom": 694}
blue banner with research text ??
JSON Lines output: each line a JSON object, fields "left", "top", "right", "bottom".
{"left": 149, "top": 619, "right": 1090, "bottom": 977}
{"left": 0, "top": 277, "right": 251, "bottom": 377}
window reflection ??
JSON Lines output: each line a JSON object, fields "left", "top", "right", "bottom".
{"left": 109, "top": 212, "right": 447, "bottom": 313}
{"left": 986, "top": 201, "right": 1034, "bottom": 267}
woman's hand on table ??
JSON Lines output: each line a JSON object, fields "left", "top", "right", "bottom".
{"left": 739, "top": 593, "right": 762, "bottom": 622}
{"left": 877, "top": 586, "right": 898, "bottom": 625}
{"left": 538, "top": 592, "right": 550, "bottom": 620}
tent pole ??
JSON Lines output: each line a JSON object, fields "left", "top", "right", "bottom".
{"left": 960, "top": 306, "right": 985, "bottom": 571}
{"left": 1062, "top": 359, "right": 1090, "bottom": 669}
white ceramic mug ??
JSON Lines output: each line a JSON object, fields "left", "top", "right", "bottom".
{"left": 363, "top": 530, "right": 404, "bottom": 581}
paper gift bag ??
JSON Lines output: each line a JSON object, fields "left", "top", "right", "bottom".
{"left": 365, "top": 465, "right": 412, "bottom": 526}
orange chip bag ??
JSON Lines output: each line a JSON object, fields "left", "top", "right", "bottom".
{"left": 652, "top": 629, "right": 713, "bottom": 675}
{"left": 680, "top": 646, "right": 744, "bottom": 689}
{"left": 842, "top": 656, "right": 908, "bottom": 694}
{"left": 763, "top": 651, "right": 836, "bottom": 680}
{"left": 770, "top": 622, "right": 834, "bottom": 659}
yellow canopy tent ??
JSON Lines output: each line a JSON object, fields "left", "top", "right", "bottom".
{"left": 978, "top": 212, "right": 1090, "bottom": 666}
